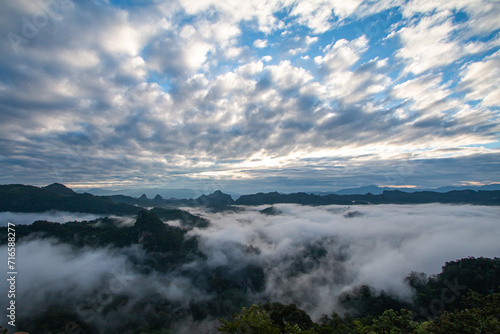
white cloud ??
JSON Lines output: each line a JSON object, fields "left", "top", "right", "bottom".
{"left": 288, "top": 0, "right": 363, "bottom": 33}
{"left": 225, "top": 46, "right": 244, "bottom": 58}
{"left": 117, "top": 56, "right": 147, "bottom": 82}
{"left": 184, "top": 40, "right": 214, "bottom": 71}
{"left": 177, "top": 0, "right": 373, "bottom": 34}
{"left": 57, "top": 48, "right": 100, "bottom": 69}
{"left": 253, "top": 39, "right": 268, "bottom": 48}
{"left": 96, "top": 9, "right": 157, "bottom": 58}
{"left": 196, "top": 19, "right": 241, "bottom": 48}
{"left": 315, "top": 36, "right": 369, "bottom": 72}
{"left": 288, "top": 47, "right": 306, "bottom": 55}
{"left": 459, "top": 50, "right": 500, "bottom": 108}
{"left": 2, "top": 204, "right": 499, "bottom": 330}
{"left": 190, "top": 203, "right": 500, "bottom": 318}
{"left": 305, "top": 36, "right": 319, "bottom": 45}
{"left": 267, "top": 60, "right": 314, "bottom": 91}
{"left": 397, "top": 1, "right": 500, "bottom": 74}
{"left": 237, "top": 61, "right": 264, "bottom": 77}
{"left": 391, "top": 74, "right": 455, "bottom": 113}
{"left": 313, "top": 36, "right": 391, "bottom": 103}
{"left": 401, "top": 0, "right": 500, "bottom": 37}
{"left": 178, "top": 0, "right": 281, "bottom": 34}
{"left": 401, "top": 0, "right": 470, "bottom": 18}
{"left": 463, "top": 1, "right": 500, "bottom": 37}
{"left": 396, "top": 12, "right": 462, "bottom": 74}
{"left": 262, "top": 55, "right": 273, "bottom": 62}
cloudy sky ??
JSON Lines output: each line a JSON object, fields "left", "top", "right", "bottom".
{"left": 0, "top": 0, "right": 499, "bottom": 193}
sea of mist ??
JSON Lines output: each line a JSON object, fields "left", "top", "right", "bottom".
{"left": 1, "top": 203, "right": 499, "bottom": 332}
{"left": 0, "top": 211, "right": 104, "bottom": 226}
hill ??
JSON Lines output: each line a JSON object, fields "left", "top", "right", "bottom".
{"left": 0, "top": 183, "right": 141, "bottom": 215}
{"left": 107, "top": 189, "right": 235, "bottom": 209}
{"left": 235, "top": 189, "right": 500, "bottom": 206}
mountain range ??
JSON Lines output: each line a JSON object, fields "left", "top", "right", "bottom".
{"left": 312, "top": 184, "right": 500, "bottom": 195}
{"left": 77, "top": 184, "right": 500, "bottom": 199}
{"left": 234, "top": 189, "right": 500, "bottom": 206}
{"left": 1, "top": 183, "right": 500, "bottom": 215}
{"left": 76, "top": 186, "right": 242, "bottom": 201}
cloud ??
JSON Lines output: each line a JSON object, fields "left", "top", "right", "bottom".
{"left": 396, "top": 2, "right": 500, "bottom": 75}
{"left": 305, "top": 36, "right": 319, "bottom": 45}
{"left": 390, "top": 74, "right": 455, "bottom": 115}
{"left": 288, "top": 0, "right": 363, "bottom": 33}
{"left": 2, "top": 203, "right": 499, "bottom": 331}
{"left": 0, "top": 211, "right": 103, "bottom": 227}
{"left": 459, "top": 50, "right": 500, "bottom": 108}
{"left": 253, "top": 39, "right": 268, "bottom": 48}
{"left": 191, "top": 203, "right": 500, "bottom": 318}
{"left": 401, "top": 0, "right": 500, "bottom": 38}
{"left": 315, "top": 36, "right": 369, "bottom": 72}
{"left": 0, "top": 238, "right": 209, "bottom": 332}
{"left": 396, "top": 11, "right": 464, "bottom": 75}
{"left": 0, "top": 0, "right": 498, "bottom": 191}
{"left": 267, "top": 60, "right": 314, "bottom": 92}
{"left": 178, "top": 0, "right": 282, "bottom": 34}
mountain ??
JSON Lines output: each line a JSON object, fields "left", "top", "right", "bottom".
{"left": 78, "top": 187, "right": 241, "bottom": 200}
{"left": 333, "top": 185, "right": 388, "bottom": 195}
{"left": 106, "top": 194, "right": 139, "bottom": 205}
{"left": 310, "top": 183, "right": 500, "bottom": 196}
{"left": 43, "top": 182, "right": 76, "bottom": 195}
{"left": 76, "top": 187, "right": 121, "bottom": 196}
{"left": 2, "top": 184, "right": 500, "bottom": 215}
{"left": 107, "top": 190, "right": 235, "bottom": 209}
{"left": 235, "top": 189, "right": 500, "bottom": 206}
{"left": 433, "top": 184, "right": 500, "bottom": 192}
{"left": 150, "top": 207, "right": 210, "bottom": 228}
{"left": 0, "top": 184, "right": 141, "bottom": 215}
{"left": 195, "top": 190, "right": 234, "bottom": 206}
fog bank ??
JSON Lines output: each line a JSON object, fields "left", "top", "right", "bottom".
{"left": 0, "top": 211, "right": 103, "bottom": 226}
{"left": 191, "top": 204, "right": 500, "bottom": 317}
{"left": 1, "top": 204, "right": 499, "bottom": 331}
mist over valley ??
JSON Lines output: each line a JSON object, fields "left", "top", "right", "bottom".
{"left": 1, "top": 193, "right": 499, "bottom": 333}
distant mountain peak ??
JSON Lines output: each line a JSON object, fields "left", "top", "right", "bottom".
{"left": 196, "top": 190, "right": 234, "bottom": 205}
{"left": 139, "top": 194, "right": 148, "bottom": 200}
{"left": 207, "top": 190, "right": 226, "bottom": 198}
{"left": 43, "top": 183, "right": 75, "bottom": 195}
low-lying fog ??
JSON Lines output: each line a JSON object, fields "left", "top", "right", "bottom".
{"left": 190, "top": 204, "right": 500, "bottom": 317}
{"left": 1, "top": 204, "right": 499, "bottom": 331}
{"left": 0, "top": 211, "right": 104, "bottom": 226}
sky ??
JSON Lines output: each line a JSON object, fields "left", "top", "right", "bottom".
{"left": 0, "top": 0, "right": 499, "bottom": 194}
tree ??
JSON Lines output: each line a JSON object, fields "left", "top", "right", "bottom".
{"left": 425, "top": 291, "right": 500, "bottom": 334}
{"left": 218, "top": 304, "right": 280, "bottom": 334}
{"left": 217, "top": 303, "right": 317, "bottom": 334}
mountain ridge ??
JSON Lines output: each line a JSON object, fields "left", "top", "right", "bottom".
{"left": 311, "top": 183, "right": 500, "bottom": 196}
{"left": 1, "top": 183, "right": 500, "bottom": 215}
